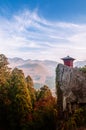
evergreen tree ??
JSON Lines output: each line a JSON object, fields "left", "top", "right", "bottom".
{"left": 26, "top": 75, "right": 36, "bottom": 107}
{"left": 0, "top": 54, "right": 11, "bottom": 129}
{"left": 37, "top": 85, "right": 52, "bottom": 100}
{"left": 0, "top": 54, "right": 11, "bottom": 86}
{"left": 79, "top": 65, "right": 86, "bottom": 74}
{"left": 8, "top": 68, "right": 32, "bottom": 129}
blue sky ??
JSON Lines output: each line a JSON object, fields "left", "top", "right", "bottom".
{"left": 0, "top": 0, "right": 86, "bottom": 62}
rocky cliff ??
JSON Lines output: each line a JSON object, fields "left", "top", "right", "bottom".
{"left": 56, "top": 64, "right": 86, "bottom": 114}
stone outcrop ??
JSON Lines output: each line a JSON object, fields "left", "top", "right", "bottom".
{"left": 56, "top": 64, "right": 86, "bottom": 114}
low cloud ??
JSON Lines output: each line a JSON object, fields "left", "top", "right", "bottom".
{"left": 0, "top": 9, "right": 86, "bottom": 61}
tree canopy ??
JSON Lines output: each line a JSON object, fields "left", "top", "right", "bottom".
{"left": 0, "top": 54, "right": 57, "bottom": 130}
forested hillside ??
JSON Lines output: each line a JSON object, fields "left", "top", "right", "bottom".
{"left": 0, "top": 54, "right": 57, "bottom": 130}
{"left": 0, "top": 54, "right": 86, "bottom": 130}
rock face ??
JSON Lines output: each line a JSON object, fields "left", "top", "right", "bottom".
{"left": 56, "top": 64, "right": 86, "bottom": 113}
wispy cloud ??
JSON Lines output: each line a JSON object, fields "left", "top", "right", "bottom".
{"left": 0, "top": 9, "right": 86, "bottom": 61}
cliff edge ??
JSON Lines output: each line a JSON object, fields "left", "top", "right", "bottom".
{"left": 56, "top": 64, "right": 86, "bottom": 113}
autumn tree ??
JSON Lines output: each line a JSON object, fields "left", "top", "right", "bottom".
{"left": 26, "top": 75, "right": 36, "bottom": 107}
{"left": 33, "top": 85, "right": 57, "bottom": 130}
{"left": 7, "top": 68, "right": 32, "bottom": 129}
{"left": 0, "top": 54, "right": 11, "bottom": 129}
{"left": 37, "top": 85, "right": 52, "bottom": 100}
{"left": 0, "top": 54, "right": 11, "bottom": 86}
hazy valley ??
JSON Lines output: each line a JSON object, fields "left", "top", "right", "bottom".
{"left": 8, "top": 57, "right": 86, "bottom": 92}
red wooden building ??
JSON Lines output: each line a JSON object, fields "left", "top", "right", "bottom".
{"left": 61, "top": 56, "right": 75, "bottom": 67}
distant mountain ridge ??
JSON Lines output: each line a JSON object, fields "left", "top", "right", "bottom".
{"left": 8, "top": 57, "right": 86, "bottom": 91}
{"left": 8, "top": 57, "right": 57, "bottom": 92}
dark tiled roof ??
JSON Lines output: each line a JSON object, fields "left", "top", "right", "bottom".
{"left": 61, "top": 56, "right": 75, "bottom": 60}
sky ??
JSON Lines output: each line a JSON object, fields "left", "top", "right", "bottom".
{"left": 0, "top": 0, "right": 86, "bottom": 62}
